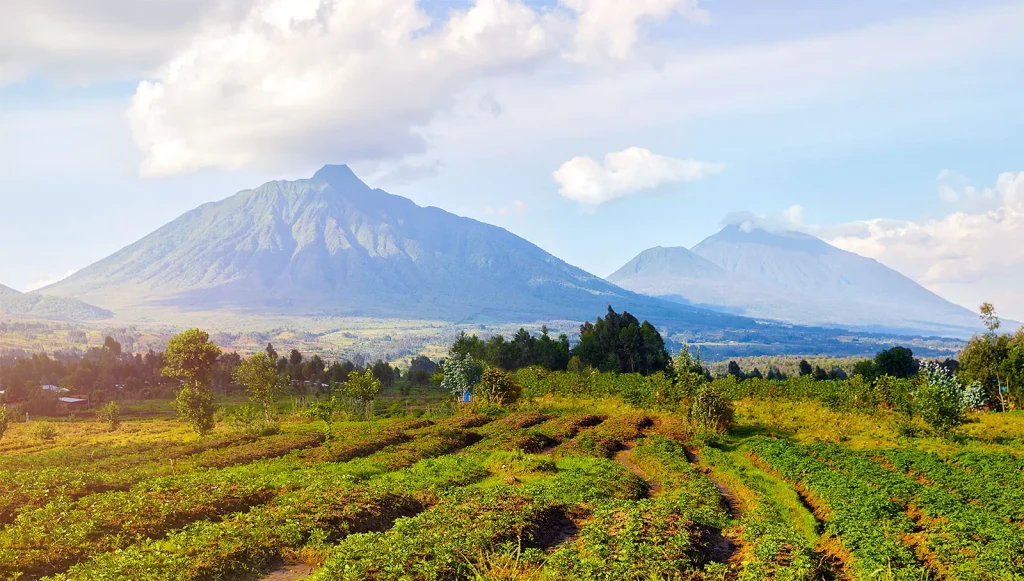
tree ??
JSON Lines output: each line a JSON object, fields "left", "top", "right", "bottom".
{"left": 726, "top": 360, "right": 742, "bottom": 378}
{"left": 798, "top": 360, "right": 813, "bottom": 377}
{"left": 980, "top": 302, "right": 1001, "bottom": 333}
{"left": 163, "top": 329, "right": 221, "bottom": 435}
{"left": 0, "top": 405, "right": 8, "bottom": 442}
{"left": 914, "top": 362, "right": 967, "bottom": 435}
{"left": 340, "top": 369, "right": 383, "bottom": 426}
{"left": 874, "top": 347, "right": 919, "bottom": 379}
{"left": 103, "top": 336, "right": 122, "bottom": 358}
{"left": 233, "top": 352, "right": 284, "bottom": 422}
{"left": 571, "top": 306, "right": 670, "bottom": 375}
{"left": 476, "top": 368, "right": 522, "bottom": 406}
{"left": 265, "top": 343, "right": 278, "bottom": 363}
{"left": 440, "top": 352, "right": 483, "bottom": 398}
{"left": 690, "top": 384, "right": 735, "bottom": 435}
{"left": 95, "top": 401, "right": 121, "bottom": 431}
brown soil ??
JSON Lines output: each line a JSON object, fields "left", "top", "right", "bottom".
{"left": 613, "top": 441, "right": 662, "bottom": 498}
{"left": 258, "top": 561, "right": 314, "bottom": 581}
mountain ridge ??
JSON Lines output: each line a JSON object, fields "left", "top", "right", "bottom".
{"left": 609, "top": 224, "right": 983, "bottom": 337}
{"left": 0, "top": 283, "right": 113, "bottom": 321}
{"left": 38, "top": 165, "right": 749, "bottom": 329}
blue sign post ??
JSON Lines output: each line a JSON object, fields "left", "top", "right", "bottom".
{"left": 462, "top": 390, "right": 471, "bottom": 404}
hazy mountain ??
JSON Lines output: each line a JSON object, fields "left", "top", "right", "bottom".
{"left": 0, "top": 283, "right": 113, "bottom": 321}
{"left": 609, "top": 225, "right": 982, "bottom": 337}
{"left": 37, "top": 165, "right": 745, "bottom": 329}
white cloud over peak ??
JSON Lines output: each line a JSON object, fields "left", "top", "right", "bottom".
{"left": 554, "top": 147, "right": 722, "bottom": 208}
{"left": 125, "top": 0, "right": 703, "bottom": 176}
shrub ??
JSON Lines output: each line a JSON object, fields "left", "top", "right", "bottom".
{"left": 32, "top": 423, "right": 57, "bottom": 442}
{"left": 0, "top": 405, "right": 8, "bottom": 441}
{"left": 475, "top": 368, "right": 522, "bottom": 406}
{"left": 914, "top": 362, "right": 967, "bottom": 435}
{"left": 689, "top": 385, "right": 735, "bottom": 435}
{"left": 95, "top": 402, "right": 121, "bottom": 431}
{"left": 229, "top": 404, "right": 280, "bottom": 437}
{"left": 174, "top": 386, "right": 216, "bottom": 435}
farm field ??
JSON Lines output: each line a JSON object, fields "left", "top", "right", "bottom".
{"left": 3, "top": 390, "right": 1024, "bottom": 581}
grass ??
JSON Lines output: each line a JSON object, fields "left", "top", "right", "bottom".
{"left": 2, "top": 386, "right": 1024, "bottom": 581}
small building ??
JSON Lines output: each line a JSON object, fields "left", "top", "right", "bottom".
{"left": 58, "top": 397, "right": 89, "bottom": 409}
{"left": 42, "top": 385, "right": 70, "bottom": 394}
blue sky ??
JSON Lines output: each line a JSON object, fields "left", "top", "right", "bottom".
{"left": 2, "top": 0, "right": 1023, "bottom": 319}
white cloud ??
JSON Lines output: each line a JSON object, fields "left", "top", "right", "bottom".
{"left": 0, "top": 0, "right": 245, "bottom": 85}
{"left": 562, "top": 0, "right": 709, "bottom": 62}
{"left": 722, "top": 205, "right": 806, "bottom": 233}
{"left": 553, "top": 147, "right": 722, "bottom": 208}
{"left": 125, "top": 0, "right": 701, "bottom": 176}
{"left": 822, "top": 172, "right": 1024, "bottom": 318}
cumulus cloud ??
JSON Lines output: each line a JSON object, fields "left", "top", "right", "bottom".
{"left": 562, "top": 0, "right": 710, "bottom": 62}
{"left": 124, "top": 0, "right": 703, "bottom": 176}
{"left": 722, "top": 205, "right": 806, "bottom": 233}
{"left": 0, "top": 0, "right": 244, "bottom": 85}
{"left": 553, "top": 147, "right": 722, "bottom": 208}
{"left": 812, "top": 172, "right": 1024, "bottom": 318}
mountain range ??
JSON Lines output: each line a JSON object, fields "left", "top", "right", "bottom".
{"left": 0, "top": 283, "right": 112, "bottom": 321}
{"left": 37, "top": 165, "right": 743, "bottom": 330}
{"left": 30, "top": 164, "right": 979, "bottom": 349}
{"left": 608, "top": 225, "right": 982, "bottom": 337}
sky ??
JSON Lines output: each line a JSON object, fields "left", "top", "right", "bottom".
{"left": 2, "top": 0, "right": 1023, "bottom": 320}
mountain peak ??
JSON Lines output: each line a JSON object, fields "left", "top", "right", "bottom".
{"left": 311, "top": 164, "right": 369, "bottom": 192}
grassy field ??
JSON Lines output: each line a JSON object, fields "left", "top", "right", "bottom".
{"left": 2, "top": 388, "right": 1024, "bottom": 580}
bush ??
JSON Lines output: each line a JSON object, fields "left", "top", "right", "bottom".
{"left": 229, "top": 404, "right": 280, "bottom": 437}
{"left": 32, "top": 423, "right": 56, "bottom": 441}
{"left": 475, "top": 368, "right": 522, "bottom": 406}
{"left": 175, "top": 386, "right": 216, "bottom": 435}
{"left": 914, "top": 362, "right": 966, "bottom": 435}
{"left": 0, "top": 405, "right": 8, "bottom": 441}
{"left": 689, "top": 385, "right": 735, "bottom": 435}
{"left": 95, "top": 402, "right": 121, "bottom": 431}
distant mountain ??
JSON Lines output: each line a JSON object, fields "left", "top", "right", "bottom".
{"left": 609, "top": 225, "right": 982, "bottom": 337}
{"left": 37, "top": 165, "right": 747, "bottom": 330}
{"left": 0, "top": 283, "right": 112, "bottom": 321}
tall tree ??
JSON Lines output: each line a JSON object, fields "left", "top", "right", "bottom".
{"left": 163, "top": 329, "right": 221, "bottom": 434}
{"left": 233, "top": 352, "right": 284, "bottom": 422}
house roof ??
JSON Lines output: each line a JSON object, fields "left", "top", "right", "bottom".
{"left": 58, "top": 397, "right": 88, "bottom": 404}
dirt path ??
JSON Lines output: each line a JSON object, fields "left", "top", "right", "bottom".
{"left": 257, "top": 561, "right": 314, "bottom": 581}
{"left": 614, "top": 441, "right": 663, "bottom": 498}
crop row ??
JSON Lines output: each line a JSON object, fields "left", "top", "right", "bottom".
{"left": 313, "top": 452, "right": 647, "bottom": 580}
{"left": 805, "top": 441, "right": 1024, "bottom": 580}
{"left": 49, "top": 454, "right": 489, "bottom": 581}
{"left": 872, "top": 448, "right": 1024, "bottom": 523}
{"left": 696, "top": 444, "right": 822, "bottom": 581}
{"left": 0, "top": 425, "right": 347, "bottom": 525}
{"left": 746, "top": 437, "right": 926, "bottom": 580}
{"left": 557, "top": 413, "right": 652, "bottom": 458}
{"left": 465, "top": 412, "right": 605, "bottom": 454}
{"left": 544, "top": 436, "right": 732, "bottom": 580}
{"left": 0, "top": 423, "right": 477, "bottom": 579}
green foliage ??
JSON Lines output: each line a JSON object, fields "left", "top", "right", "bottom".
{"left": 229, "top": 404, "right": 280, "bottom": 437}
{"left": 440, "top": 351, "right": 483, "bottom": 396}
{"left": 689, "top": 384, "right": 735, "bottom": 434}
{"left": 573, "top": 306, "right": 670, "bottom": 375}
{"left": 339, "top": 369, "right": 383, "bottom": 422}
{"left": 174, "top": 385, "right": 216, "bottom": 435}
{"left": 914, "top": 361, "right": 967, "bottom": 435}
{"left": 32, "top": 422, "right": 56, "bottom": 441}
{"left": 164, "top": 329, "right": 221, "bottom": 434}
{"left": 233, "top": 352, "right": 284, "bottom": 422}
{"left": 95, "top": 401, "right": 121, "bottom": 431}
{"left": 475, "top": 367, "right": 522, "bottom": 406}
{"left": 0, "top": 405, "right": 7, "bottom": 442}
